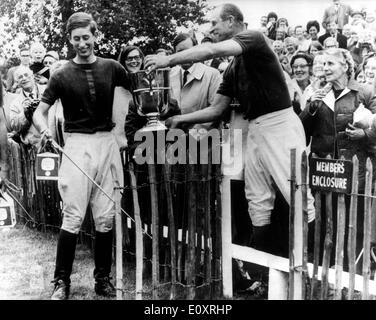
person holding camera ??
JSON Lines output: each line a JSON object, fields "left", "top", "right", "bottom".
{"left": 8, "top": 65, "right": 45, "bottom": 147}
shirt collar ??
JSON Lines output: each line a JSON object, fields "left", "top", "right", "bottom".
{"left": 181, "top": 63, "right": 205, "bottom": 81}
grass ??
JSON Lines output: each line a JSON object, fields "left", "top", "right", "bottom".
{"left": 0, "top": 225, "right": 131, "bottom": 300}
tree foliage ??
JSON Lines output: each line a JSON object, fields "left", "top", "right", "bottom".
{"left": 0, "top": 0, "right": 210, "bottom": 61}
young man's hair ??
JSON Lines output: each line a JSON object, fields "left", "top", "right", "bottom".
{"left": 220, "top": 3, "right": 244, "bottom": 24}
{"left": 66, "top": 12, "right": 98, "bottom": 36}
{"left": 172, "top": 33, "right": 198, "bottom": 49}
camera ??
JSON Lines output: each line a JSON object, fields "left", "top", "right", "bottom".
{"left": 360, "top": 42, "right": 372, "bottom": 49}
{"left": 27, "top": 98, "right": 41, "bottom": 111}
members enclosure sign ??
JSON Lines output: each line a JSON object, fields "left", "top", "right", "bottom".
{"left": 309, "top": 158, "right": 353, "bottom": 194}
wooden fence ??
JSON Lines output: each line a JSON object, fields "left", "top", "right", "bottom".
{"left": 221, "top": 146, "right": 376, "bottom": 300}
{"left": 300, "top": 151, "right": 376, "bottom": 300}
{"left": 7, "top": 107, "right": 376, "bottom": 299}
{"left": 6, "top": 137, "right": 222, "bottom": 300}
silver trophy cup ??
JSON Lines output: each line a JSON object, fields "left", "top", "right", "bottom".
{"left": 130, "top": 68, "right": 170, "bottom": 132}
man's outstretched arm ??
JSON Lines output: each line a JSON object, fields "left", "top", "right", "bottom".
{"left": 166, "top": 94, "right": 232, "bottom": 129}
{"left": 144, "top": 40, "right": 243, "bottom": 71}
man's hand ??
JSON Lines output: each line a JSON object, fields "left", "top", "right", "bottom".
{"left": 34, "top": 74, "right": 48, "bottom": 85}
{"left": 40, "top": 128, "right": 52, "bottom": 147}
{"left": 144, "top": 54, "right": 170, "bottom": 72}
{"left": 346, "top": 123, "right": 366, "bottom": 140}
{"left": 165, "top": 115, "right": 183, "bottom": 129}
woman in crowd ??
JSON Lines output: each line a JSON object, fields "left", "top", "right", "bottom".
{"left": 284, "top": 37, "right": 298, "bottom": 63}
{"left": 361, "top": 52, "right": 376, "bottom": 86}
{"left": 302, "top": 52, "right": 327, "bottom": 109}
{"left": 275, "top": 17, "right": 288, "bottom": 41}
{"left": 276, "top": 17, "right": 289, "bottom": 33}
{"left": 306, "top": 20, "right": 320, "bottom": 43}
{"left": 300, "top": 48, "right": 376, "bottom": 271}
{"left": 355, "top": 67, "right": 366, "bottom": 84}
{"left": 266, "top": 11, "right": 278, "bottom": 40}
{"left": 308, "top": 40, "right": 324, "bottom": 56}
{"left": 290, "top": 51, "right": 314, "bottom": 114}
{"left": 272, "top": 40, "right": 285, "bottom": 59}
{"left": 295, "top": 25, "right": 310, "bottom": 52}
{"left": 118, "top": 45, "right": 144, "bottom": 74}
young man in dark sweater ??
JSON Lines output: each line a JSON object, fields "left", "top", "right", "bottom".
{"left": 33, "top": 12, "right": 130, "bottom": 300}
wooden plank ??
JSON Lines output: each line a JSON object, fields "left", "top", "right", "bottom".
{"left": 214, "top": 164, "right": 222, "bottom": 298}
{"left": 195, "top": 164, "right": 204, "bottom": 287}
{"left": 232, "top": 243, "right": 376, "bottom": 295}
{"left": 321, "top": 155, "right": 333, "bottom": 300}
{"left": 311, "top": 151, "right": 320, "bottom": 300}
{"left": 148, "top": 163, "right": 159, "bottom": 299}
{"left": 186, "top": 164, "right": 197, "bottom": 299}
{"left": 232, "top": 244, "right": 290, "bottom": 272}
{"left": 163, "top": 161, "right": 177, "bottom": 299}
{"left": 268, "top": 269, "right": 288, "bottom": 300}
{"left": 129, "top": 162, "right": 143, "bottom": 300}
{"left": 289, "top": 148, "right": 296, "bottom": 300}
{"left": 348, "top": 155, "right": 359, "bottom": 300}
{"left": 301, "top": 150, "right": 309, "bottom": 299}
{"left": 220, "top": 174, "right": 233, "bottom": 298}
{"left": 204, "top": 159, "right": 212, "bottom": 294}
{"left": 362, "top": 158, "right": 372, "bottom": 300}
{"left": 115, "top": 186, "right": 123, "bottom": 300}
{"left": 311, "top": 190, "right": 321, "bottom": 300}
{"left": 335, "top": 190, "right": 346, "bottom": 299}
{"left": 334, "top": 156, "right": 346, "bottom": 300}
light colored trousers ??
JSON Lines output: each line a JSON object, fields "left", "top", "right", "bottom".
{"left": 244, "top": 107, "right": 315, "bottom": 226}
{"left": 58, "top": 132, "right": 123, "bottom": 234}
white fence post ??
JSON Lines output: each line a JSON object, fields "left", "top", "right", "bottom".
{"left": 221, "top": 175, "right": 233, "bottom": 298}
{"left": 268, "top": 269, "right": 288, "bottom": 300}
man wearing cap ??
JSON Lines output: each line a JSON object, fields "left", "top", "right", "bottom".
{"left": 350, "top": 10, "right": 365, "bottom": 27}
{"left": 322, "top": 0, "right": 353, "bottom": 33}
{"left": 42, "top": 51, "right": 60, "bottom": 78}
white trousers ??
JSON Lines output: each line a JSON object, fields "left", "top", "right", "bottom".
{"left": 58, "top": 132, "right": 123, "bottom": 234}
{"left": 244, "top": 107, "right": 315, "bottom": 226}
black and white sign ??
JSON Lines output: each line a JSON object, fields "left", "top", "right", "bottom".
{"left": 309, "top": 158, "right": 353, "bottom": 194}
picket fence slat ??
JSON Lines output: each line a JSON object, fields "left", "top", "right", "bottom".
{"left": 362, "top": 158, "right": 372, "bottom": 300}
{"left": 334, "top": 156, "right": 346, "bottom": 300}
{"left": 289, "top": 148, "right": 296, "bottom": 300}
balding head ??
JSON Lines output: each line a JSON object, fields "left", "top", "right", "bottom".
{"left": 14, "top": 66, "right": 34, "bottom": 91}
{"left": 209, "top": 3, "right": 245, "bottom": 42}
{"left": 219, "top": 3, "right": 244, "bottom": 24}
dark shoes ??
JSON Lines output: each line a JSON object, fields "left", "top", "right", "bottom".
{"left": 94, "top": 277, "right": 116, "bottom": 298}
{"left": 51, "top": 279, "right": 70, "bottom": 300}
